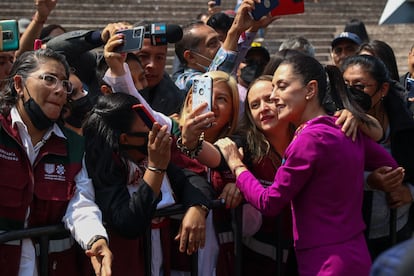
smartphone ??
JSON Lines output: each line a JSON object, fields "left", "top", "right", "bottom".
{"left": 270, "top": 0, "right": 304, "bottom": 17}
{"left": 192, "top": 74, "right": 213, "bottom": 114}
{"left": 250, "top": 0, "right": 279, "bottom": 21}
{"left": 215, "top": 0, "right": 221, "bottom": 6}
{"left": 133, "top": 104, "right": 157, "bottom": 129}
{"left": 114, "top": 26, "right": 145, "bottom": 53}
{"left": 0, "top": 20, "right": 19, "bottom": 51}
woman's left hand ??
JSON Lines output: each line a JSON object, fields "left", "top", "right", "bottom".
{"left": 175, "top": 206, "right": 207, "bottom": 255}
{"left": 215, "top": 137, "right": 244, "bottom": 171}
{"left": 334, "top": 109, "right": 359, "bottom": 141}
{"left": 219, "top": 182, "right": 243, "bottom": 209}
{"left": 387, "top": 185, "right": 413, "bottom": 209}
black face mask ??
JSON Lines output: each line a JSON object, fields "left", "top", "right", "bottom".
{"left": 240, "top": 63, "right": 260, "bottom": 85}
{"left": 23, "top": 95, "right": 55, "bottom": 130}
{"left": 119, "top": 132, "right": 149, "bottom": 156}
{"left": 348, "top": 86, "right": 372, "bottom": 112}
{"left": 65, "top": 96, "right": 94, "bottom": 128}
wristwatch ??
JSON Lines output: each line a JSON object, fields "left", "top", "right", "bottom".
{"left": 87, "top": 235, "right": 107, "bottom": 250}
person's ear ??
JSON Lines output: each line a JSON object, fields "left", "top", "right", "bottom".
{"left": 305, "top": 80, "right": 318, "bottom": 100}
{"left": 100, "top": 84, "right": 113, "bottom": 95}
{"left": 184, "top": 49, "right": 196, "bottom": 64}
{"left": 379, "top": 82, "right": 390, "bottom": 98}
{"left": 13, "top": 75, "right": 24, "bottom": 96}
{"left": 119, "top": 133, "right": 129, "bottom": 145}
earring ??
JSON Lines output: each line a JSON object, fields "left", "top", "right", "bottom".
{"left": 305, "top": 96, "right": 310, "bottom": 100}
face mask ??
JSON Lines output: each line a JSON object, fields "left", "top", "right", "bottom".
{"left": 240, "top": 63, "right": 260, "bottom": 85}
{"left": 23, "top": 87, "right": 55, "bottom": 130}
{"left": 65, "top": 95, "right": 93, "bottom": 128}
{"left": 192, "top": 51, "right": 211, "bottom": 72}
{"left": 348, "top": 86, "right": 372, "bottom": 112}
{"left": 119, "top": 133, "right": 149, "bottom": 156}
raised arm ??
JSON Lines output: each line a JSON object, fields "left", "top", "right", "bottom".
{"left": 15, "top": 0, "right": 57, "bottom": 57}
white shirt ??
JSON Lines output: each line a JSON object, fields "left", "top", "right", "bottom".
{"left": 10, "top": 107, "right": 107, "bottom": 276}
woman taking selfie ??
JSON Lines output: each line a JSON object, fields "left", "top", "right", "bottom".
{"left": 216, "top": 54, "right": 404, "bottom": 276}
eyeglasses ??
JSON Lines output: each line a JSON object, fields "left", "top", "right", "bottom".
{"left": 36, "top": 74, "right": 73, "bottom": 94}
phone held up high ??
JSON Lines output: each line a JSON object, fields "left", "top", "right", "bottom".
{"left": 192, "top": 74, "right": 213, "bottom": 114}
{"left": 133, "top": 104, "right": 157, "bottom": 129}
{"left": 0, "top": 20, "right": 19, "bottom": 51}
{"left": 271, "top": 0, "right": 304, "bottom": 17}
{"left": 115, "top": 26, "right": 145, "bottom": 53}
{"left": 250, "top": 0, "right": 279, "bottom": 21}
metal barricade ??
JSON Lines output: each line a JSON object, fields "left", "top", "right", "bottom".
{"left": 0, "top": 200, "right": 225, "bottom": 276}
{"left": 0, "top": 224, "right": 68, "bottom": 276}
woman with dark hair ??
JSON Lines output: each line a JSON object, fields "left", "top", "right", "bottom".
{"left": 358, "top": 40, "right": 400, "bottom": 82}
{"left": 0, "top": 48, "right": 112, "bottom": 275}
{"left": 216, "top": 54, "right": 403, "bottom": 275}
{"left": 342, "top": 54, "right": 414, "bottom": 260}
{"left": 82, "top": 92, "right": 213, "bottom": 275}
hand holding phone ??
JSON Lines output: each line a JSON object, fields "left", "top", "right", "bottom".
{"left": 192, "top": 75, "right": 213, "bottom": 114}
{"left": 133, "top": 104, "right": 157, "bottom": 129}
{"left": 0, "top": 20, "right": 19, "bottom": 51}
{"left": 114, "top": 26, "right": 145, "bottom": 53}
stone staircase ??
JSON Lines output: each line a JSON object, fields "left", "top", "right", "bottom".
{"left": 1, "top": 0, "right": 413, "bottom": 74}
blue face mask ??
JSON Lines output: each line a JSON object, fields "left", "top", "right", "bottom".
{"left": 191, "top": 51, "right": 212, "bottom": 72}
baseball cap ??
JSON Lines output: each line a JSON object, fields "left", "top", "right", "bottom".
{"left": 331, "top": 32, "right": 362, "bottom": 49}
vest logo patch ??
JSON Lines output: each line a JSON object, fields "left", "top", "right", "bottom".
{"left": 44, "top": 163, "right": 66, "bottom": 182}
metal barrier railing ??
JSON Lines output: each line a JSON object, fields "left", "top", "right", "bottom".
{"left": 0, "top": 201, "right": 226, "bottom": 276}
{"left": 0, "top": 200, "right": 285, "bottom": 276}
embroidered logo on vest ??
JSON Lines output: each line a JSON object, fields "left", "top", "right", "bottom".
{"left": 44, "top": 163, "right": 66, "bottom": 182}
{"left": 0, "top": 148, "right": 18, "bottom": 161}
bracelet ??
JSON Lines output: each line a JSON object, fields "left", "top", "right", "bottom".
{"left": 87, "top": 235, "right": 107, "bottom": 250}
{"left": 146, "top": 165, "right": 167, "bottom": 174}
{"left": 232, "top": 164, "right": 246, "bottom": 176}
{"left": 176, "top": 132, "right": 204, "bottom": 159}
{"left": 192, "top": 204, "right": 210, "bottom": 217}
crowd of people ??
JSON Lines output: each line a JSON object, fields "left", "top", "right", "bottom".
{"left": 1, "top": 0, "right": 414, "bottom": 275}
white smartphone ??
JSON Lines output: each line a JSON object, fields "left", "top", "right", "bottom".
{"left": 192, "top": 74, "right": 213, "bottom": 114}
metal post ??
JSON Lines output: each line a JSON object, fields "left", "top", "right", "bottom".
{"left": 232, "top": 205, "right": 243, "bottom": 276}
